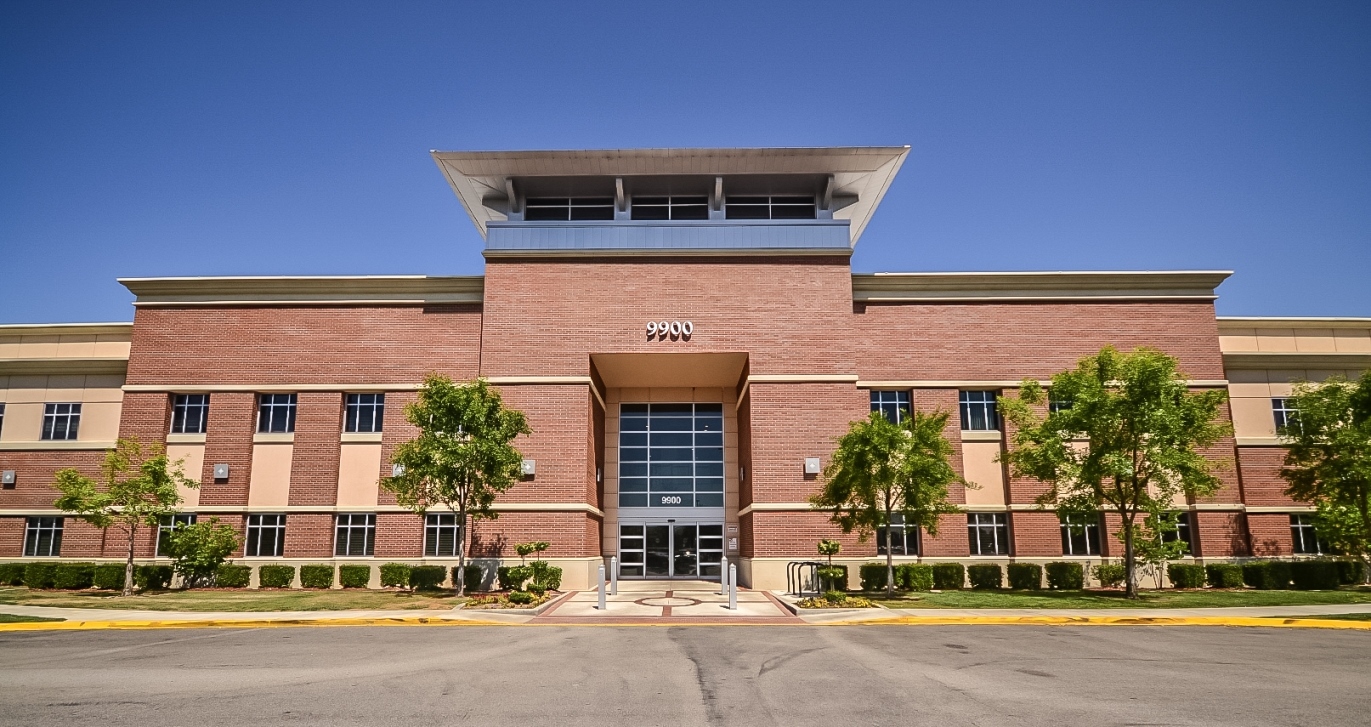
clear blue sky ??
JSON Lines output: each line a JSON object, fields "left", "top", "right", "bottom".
{"left": 2, "top": 1, "right": 1368, "bottom": 323}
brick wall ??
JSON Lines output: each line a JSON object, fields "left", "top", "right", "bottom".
{"left": 197, "top": 393, "right": 255, "bottom": 506}
{"left": 288, "top": 393, "right": 343, "bottom": 507}
{"left": 1237, "top": 447, "right": 1300, "bottom": 507}
{"left": 1248, "top": 513, "right": 1295, "bottom": 556}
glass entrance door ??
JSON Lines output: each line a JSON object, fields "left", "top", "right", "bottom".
{"left": 619, "top": 523, "right": 723, "bottom": 579}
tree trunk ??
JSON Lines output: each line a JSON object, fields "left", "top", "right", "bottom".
{"left": 123, "top": 522, "right": 137, "bottom": 597}
{"left": 1123, "top": 519, "right": 1137, "bottom": 599}
{"left": 456, "top": 504, "right": 468, "bottom": 597}
{"left": 885, "top": 519, "right": 896, "bottom": 600}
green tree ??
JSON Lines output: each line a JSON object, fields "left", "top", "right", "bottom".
{"left": 1131, "top": 512, "right": 1191, "bottom": 589}
{"left": 164, "top": 517, "right": 241, "bottom": 587}
{"left": 1280, "top": 371, "right": 1371, "bottom": 583}
{"left": 381, "top": 376, "right": 531, "bottom": 596}
{"left": 810, "top": 410, "right": 963, "bottom": 598}
{"left": 999, "top": 346, "right": 1230, "bottom": 598}
{"left": 53, "top": 437, "right": 197, "bottom": 596}
{"left": 817, "top": 539, "right": 840, "bottom": 566}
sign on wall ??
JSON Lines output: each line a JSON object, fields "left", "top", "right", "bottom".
{"left": 646, "top": 320, "right": 693, "bottom": 340}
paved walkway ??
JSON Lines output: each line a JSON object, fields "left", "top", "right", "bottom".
{"left": 532, "top": 579, "right": 800, "bottom": 624}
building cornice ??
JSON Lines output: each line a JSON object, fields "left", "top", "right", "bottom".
{"left": 1217, "top": 316, "right": 1371, "bottom": 330}
{"left": 0, "top": 358, "right": 128, "bottom": 376}
{"left": 1221, "top": 352, "right": 1371, "bottom": 370}
{"left": 118, "top": 276, "right": 484, "bottom": 307}
{"left": 851, "top": 270, "right": 1232, "bottom": 303}
{"left": 0, "top": 322, "right": 132, "bottom": 338}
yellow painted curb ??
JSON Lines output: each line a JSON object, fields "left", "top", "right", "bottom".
{"left": 0, "top": 615, "right": 509, "bottom": 632}
{"left": 827, "top": 615, "right": 1371, "bottom": 629}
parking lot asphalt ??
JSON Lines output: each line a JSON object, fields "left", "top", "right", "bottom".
{"left": 1, "top": 624, "right": 1368, "bottom": 726}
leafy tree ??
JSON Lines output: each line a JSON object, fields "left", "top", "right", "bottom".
{"left": 382, "top": 376, "right": 531, "bottom": 596}
{"left": 1131, "top": 512, "right": 1191, "bottom": 589}
{"left": 1280, "top": 371, "right": 1371, "bottom": 583}
{"left": 53, "top": 438, "right": 197, "bottom": 595}
{"left": 817, "top": 539, "right": 840, "bottom": 566}
{"left": 164, "top": 518, "right": 241, "bottom": 587}
{"left": 811, "top": 410, "right": 963, "bottom": 598}
{"left": 999, "top": 346, "right": 1230, "bottom": 598}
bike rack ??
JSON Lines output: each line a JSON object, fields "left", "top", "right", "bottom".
{"left": 786, "top": 561, "right": 824, "bottom": 596}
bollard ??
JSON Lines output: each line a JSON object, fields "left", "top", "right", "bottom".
{"left": 728, "top": 563, "right": 737, "bottom": 611}
{"left": 718, "top": 556, "right": 728, "bottom": 595}
{"left": 596, "top": 563, "right": 607, "bottom": 610}
{"left": 610, "top": 556, "right": 618, "bottom": 595}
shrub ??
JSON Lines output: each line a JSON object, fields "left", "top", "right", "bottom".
{"left": 164, "top": 518, "right": 240, "bottom": 588}
{"left": 508, "top": 590, "right": 535, "bottom": 605}
{"left": 0, "top": 563, "right": 25, "bottom": 586}
{"left": 23, "top": 562, "right": 58, "bottom": 589}
{"left": 53, "top": 563, "right": 96, "bottom": 590}
{"left": 258, "top": 565, "right": 295, "bottom": 589}
{"left": 897, "top": 563, "right": 934, "bottom": 591}
{"left": 1167, "top": 563, "right": 1206, "bottom": 588}
{"left": 859, "top": 563, "right": 897, "bottom": 592}
{"left": 823, "top": 589, "right": 848, "bottom": 603}
{"left": 967, "top": 564, "right": 1002, "bottom": 590}
{"left": 339, "top": 565, "right": 371, "bottom": 589}
{"left": 93, "top": 563, "right": 127, "bottom": 590}
{"left": 1335, "top": 559, "right": 1364, "bottom": 585}
{"left": 1007, "top": 563, "right": 1042, "bottom": 590}
{"left": 932, "top": 563, "right": 965, "bottom": 590}
{"left": 135, "top": 564, "right": 173, "bottom": 591}
{"left": 1290, "top": 560, "right": 1341, "bottom": 590}
{"left": 410, "top": 565, "right": 446, "bottom": 590}
{"left": 300, "top": 565, "right": 334, "bottom": 589}
{"left": 379, "top": 563, "right": 412, "bottom": 589}
{"left": 816, "top": 565, "right": 848, "bottom": 591}
{"left": 1205, "top": 563, "right": 1244, "bottom": 589}
{"left": 1094, "top": 563, "right": 1126, "bottom": 588}
{"left": 215, "top": 564, "right": 251, "bottom": 588}
{"left": 528, "top": 583, "right": 546, "bottom": 596}
{"left": 529, "top": 562, "right": 561, "bottom": 591}
{"left": 497, "top": 565, "right": 532, "bottom": 591}
{"left": 458, "top": 564, "right": 485, "bottom": 591}
{"left": 1044, "top": 562, "right": 1084, "bottom": 590}
{"left": 1242, "top": 560, "right": 1292, "bottom": 590}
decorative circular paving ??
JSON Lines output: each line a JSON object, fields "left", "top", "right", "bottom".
{"left": 636, "top": 596, "right": 701, "bottom": 607}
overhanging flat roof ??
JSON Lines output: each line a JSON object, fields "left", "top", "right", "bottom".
{"left": 431, "top": 146, "right": 910, "bottom": 246}
{"left": 851, "top": 270, "right": 1234, "bottom": 302}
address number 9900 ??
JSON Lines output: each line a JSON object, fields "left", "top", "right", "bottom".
{"left": 646, "top": 321, "right": 693, "bottom": 340}
{"left": 659, "top": 495, "right": 683, "bottom": 505}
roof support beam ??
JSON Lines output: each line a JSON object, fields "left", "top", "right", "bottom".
{"left": 505, "top": 178, "right": 519, "bottom": 214}
{"left": 712, "top": 176, "right": 724, "bottom": 211}
{"left": 822, "top": 174, "right": 834, "bottom": 211}
{"left": 615, "top": 177, "right": 626, "bottom": 212}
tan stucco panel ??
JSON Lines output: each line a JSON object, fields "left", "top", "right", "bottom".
{"left": 78, "top": 401, "right": 123, "bottom": 441}
{"left": 166, "top": 443, "right": 205, "bottom": 508}
{"left": 0, "top": 402, "right": 43, "bottom": 441}
{"left": 1230, "top": 397, "right": 1277, "bottom": 439}
{"left": 336, "top": 442, "right": 382, "bottom": 507}
{"left": 961, "top": 441, "right": 1007, "bottom": 506}
{"left": 247, "top": 443, "right": 294, "bottom": 507}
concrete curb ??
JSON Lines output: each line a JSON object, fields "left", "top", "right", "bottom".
{"left": 0, "top": 615, "right": 509, "bottom": 631}
{"left": 822, "top": 615, "right": 1371, "bottom": 629}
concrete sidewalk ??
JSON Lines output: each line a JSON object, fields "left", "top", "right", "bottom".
{"left": 787, "top": 600, "right": 1371, "bottom": 624}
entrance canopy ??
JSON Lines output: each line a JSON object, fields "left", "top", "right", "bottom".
{"left": 590, "top": 352, "right": 747, "bottom": 389}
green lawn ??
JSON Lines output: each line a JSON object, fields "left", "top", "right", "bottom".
{"left": 872, "top": 588, "right": 1371, "bottom": 609}
{"left": 0, "top": 587, "right": 465, "bottom": 612}
{"left": 0, "top": 613, "right": 65, "bottom": 623}
{"left": 1263, "top": 612, "right": 1371, "bottom": 622}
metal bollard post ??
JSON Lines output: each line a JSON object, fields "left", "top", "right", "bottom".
{"left": 610, "top": 556, "right": 618, "bottom": 595}
{"left": 597, "top": 563, "right": 607, "bottom": 610}
{"left": 728, "top": 563, "right": 737, "bottom": 611}
{"left": 718, "top": 556, "right": 728, "bottom": 595}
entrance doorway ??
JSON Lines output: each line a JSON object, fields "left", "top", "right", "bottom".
{"left": 619, "top": 523, "right": 723, "bottom": 579}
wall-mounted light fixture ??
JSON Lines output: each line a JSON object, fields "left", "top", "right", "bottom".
{"left": 521, "top": 459, "right": 536, "bottom": 476}
{"left": 803, "top": 458, "right": 821, "bottom": 475}
{"left": 213, "top": 464, "right": 230, "bottom": 480}
{"left": 1, "top": 470, "right": 15, "bottom": 488}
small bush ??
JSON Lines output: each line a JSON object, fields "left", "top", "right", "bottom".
{"left": 507, "top": 590, "right": 535, "bottom": 605}
{"left": 529, "top": 562, "right": 561, "bottom": 591}
{"left": 528, "top": 583, "right": 546, "bottom": 596}
{"left": 163, "top": 518, "right": 240, "bottom": 588}
{"left": 932, "top": 563, "right": 965, "bottom": 590}
{"left": 897, "top": 563, "right": 934, "bottom": 591}
{"left": 1290, "top": 560, "right": 1341, "bottom": 590}
{"left": 0, "top": 563, "right": 25, "bottom": 586}
{"left": 135, "top": 564, "right": 173, "bottom": 591}
{"left": 1007, "top": 563, "right": 1042, "bottom": 590}
{"left": 300, "top": 565, "right": 334, "bottom": 589}
{"left": 967, "top": 564, "right": 1002, "bottom": 590}
{"left": 1242, "top": 560, "right": 1291, "bottom": 590}
{"left": 497, "top": 565, "right": 532, "bottom": 591}
{"left": 1335, "top": 559, "right": 1364, "bottom": 585}
{"left": 93, "top": 564, "right": 127, "bottom": 590}
{"left": 860, "top": 563, "right": 897, "bottom": 592}
{"left": 379, "top": 563, "right": 412, "bottom": 589}
{"left": 1167, "top": 563, "right": 1206, "bottom": 589}
{"left": 258, "top": 565, "right": 295, "bottom": 589}
{"left": 410, "top": 565, "right": 446, "bottom": 590}
{"left": 215, "top": 564, "right": 251, "bottom": 588}
{"left": 1044, "top": 562, "right": 1084, "bottom": 590}
{"left": 339, "top": 565, "right": 371, "bottom": 589}
{"left": 816, "top": 565, "right": 848, "bottom": 591}
{"left": 53, "top": 563, "right": 96, "bottom": 590}
{"left": 458, "top": 564, "right": 485, "bottom": 591}
{"left": 1094, "top": 563, "right": 1126, "bottom": 588}
{"left": 1205, "top": 563, "right": 1244, "bottom": 589}
{"left": 823, "top": 589, "right": 848, "bottom": 603}
{"left": 23, "top": 562, "right": 58, "bottom": 589}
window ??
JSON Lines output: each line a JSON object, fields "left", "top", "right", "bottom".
{"left": 1048, "top": 394, "right": 1072, "bottom": 414}
{"left": 0, "top": 402, "right": 6, "bottom": 436}
{"left": 959, "top": 391, "right": 999, "bottom": 431}
{"left": 1272, "top": 398, "right": 1300, "bottom": 433}
{"left": 424, "top": 513, "right": 461, "bottom": 557}
{"left": 335, "top": 513, "right": 376, "bottom": 557}
{"left": 618, "top": 403, "right": 724, "bottom": 509}
{"left": 344, "top": 393, "right": 385, "bottom": 433}
{"left": 524, "top": 197, "right": 615, "bottom": 221}
{"left": 870, "top": 390, "right": 911, "bottom": 424}
{"left": 24, "top": 517, "right": 63, "bottom": 557}
{"left": 724, "top": 195, "right": 816, "bottom": 220}
{"left": 257, "top": 394, "right": 297, "bottom": 433}
{"left": 968, "top": 512, "right": 1009, "bottom": 555}
{"left": 170, "top": 394, "right": 209, "bottom": 434}
{"left": 1290, "top": 514, "right": 1323, "bottom": 555}
{"left": 1060, "top": 513, "right": 1101, "bottom": 556}
{"left": 245, "top": 514, "right": 286, "bottom": 556}
{"left": 41, "top": 403, "right": 81, "bottom": 440}
{"left": 631, "top": 195, "right": 709, "bottom": 221}
{"left": 156, "top": 513, "right": 196, "bottom": 556}
{"left": 877, "top": 513, "right": 921, "bottom": 555}
{"left": 1159, "top": 512, "right": 1194, "bottom": 553}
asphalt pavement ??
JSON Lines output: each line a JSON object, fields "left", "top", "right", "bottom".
{"left": 1, "top": 625, "right": 1368, "bottom": 726}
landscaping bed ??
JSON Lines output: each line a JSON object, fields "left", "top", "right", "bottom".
{"left": 461, "top": 591, "right": 560, "bottom": 610}
{"left": 0, "top": 586, "right": 463, "bottom": 612}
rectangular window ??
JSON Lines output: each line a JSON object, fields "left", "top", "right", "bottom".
{"left": 245, "top": 514, "right": 286, "bottom": 557}
{"left": 23, "top": 517, "right": 63, "bottom": 557}
{"left": 335, "top": 513, "right": 377, "bottom": 557}
{"left": 170, "top": 394, "right": 210, "bottom": 434}
{"left": 618, "top": 403, "right": 724, "bottom": 509}
{"left": 1060, "top": 513, "right": 1101, "bottom": 555}
{"left": 156, "top": 513, "right": 197, "bottom": 556}
{"left": 968, "top": 512, "right": 1009, "bottom": 555}
{"left": 877, "top": 513, "right": 921, "bottom": 555}
{"left": 1272, "top": 398, "right": 1300, "bottom": 433}
{"left": 1290, "top": 514, "right": 1323, "bottom": 555}
{"left": 959, "top": 391, "right": 999, "bottom": 431}
{"left": 524, "top": 197, "right": 615, "bottom": 221}
{"left": 344, "top": 393, "right": 385, "bottom": 433}
{"left": 41, "top": 403, "right": 81, "bottom": 440}
{"left": 1048, "top": 394, "right": 1072, "bottom": 414}
{"left": 870, "top": 390, "right": 911, "bottom": 424}
{"left": 424, "top": 513, "right": 461, "bottom": 557}
{"left": 0, "top": 402, "right": 6, "bottom": 436}
{"left": 257, "top": 394, "right": 297, "bottom": 433}
{"left": 724, "top": 195, "right": 817, "bottom": 220}
{"left": 1160, "top": 511, "right": 1194, "bottom": 553}
{"left": 631, "top": 195, "right": 709, "bottom": 221}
